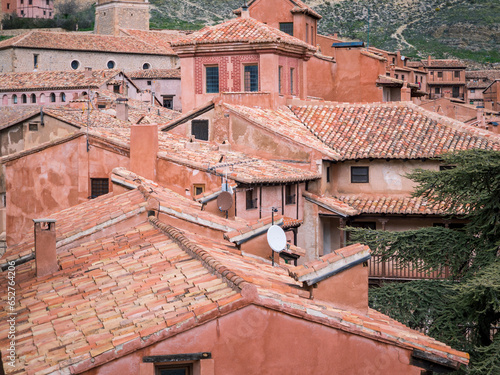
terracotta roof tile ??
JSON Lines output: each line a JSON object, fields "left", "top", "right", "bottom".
{"left": 407, "top": 59, "right": 466, "bottom": 69}
{"left": 304, "top": 192, "right": 460, "bottom": 216}
{"left": 127, "top": 68, "right": 181, "bottom": 79}
{"left": 0, "top": 69, "right": 123, "bottom": 92}
{"left": 0, "top": 30, "right": 175, "bottom": 55}
{"left": 0, "top": 105, "right": 40, "bottom": 131}
{"left": 224, "top": 103, "right": 340, "bottom": 159}
{"left": 289, "top": 102, "right": 500, "bottom": 160}
{"left": 172, "top": 17, "right": 316, "bottom": 51}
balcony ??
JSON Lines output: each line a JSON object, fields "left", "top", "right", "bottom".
{"left": 369, "top": 255, "right": 449, "bottom": 282}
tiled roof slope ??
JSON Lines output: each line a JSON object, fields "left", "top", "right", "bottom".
{"left": 0, "top": 105, "right": 40, "bottom": 131}
{"left": 0, "top": 69, "right": 121, "bottom": 92}
{"left": 407, "top": 59, "right": 466, "bottom": 69}
{"left": 223, "top": 103, "right": 340, "bottom": 159}
{"left": 289, "top": 102, "right": 500, "bottom": 160}
{"left": 0, "top": 221, "right": 242, "bottom": 374}
{"left": 172, "top": 16, "right": 315, "bottom": 51}
{"left": 127, "top": 68, "right": 181, "bottom": 79}
{"left": 119, "top": 29, "right": 181, "bottom": 54}
{"left": 304, "top": 192, "right": 455, "bottom": 216}
{"left": 100, "top": 128, "right": 320, "bottom": 184}
{"left": 0, "top": 189, "right": 148, "bottom": 265}
{"left": 0, "top": 31, "right": 175, "bottom": 55}
{"left": 466, "top": 70, "right": 500, "bottom": 89}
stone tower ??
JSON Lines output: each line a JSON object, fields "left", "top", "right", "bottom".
{"left": 94, "top": 0, "right": 150, "bottom": 36}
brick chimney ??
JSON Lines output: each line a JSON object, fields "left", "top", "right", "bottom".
{"left": 130, "top": 123, "right": 158, "bottom": 181}
{"left": 116, "top": 98, "right": 129, "bottom": 122}
{"left": 427, "top": 55, "right": 432, "bottom": 66}
{"left": 477, "top": 107, "right": 485, "bottom": 128}
{"left": 84, "top": 67, "right": 92, "bottom": 78}
{"left": 34, "top": 219, "right": 58, "bottom": 277}
{"left": 401, "top": 82, "right": 412, "bottom": 101}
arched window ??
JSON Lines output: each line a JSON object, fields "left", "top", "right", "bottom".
{"left": 21, "top": 94, "right": 27, "bottom": 104}
{"left": 60, "top": 92, "right": 66, "bottom": 102}
{"left": 50, "top": 93, "right": 56, "bottom": 102}
{"left": 31, "top": 94, "right": 37, "bottom": 103}
{"left": 107, "top": 60, "right": 116, "bottom": 69}
{"left": 142, "top": 63, "right": 151, "bottom": 70}
{"left": 2, "top": 95, "right": 8, "bottom": 106}
{"left": 39, "top": 93, "right": 45, "bottom": 104}
{"left": 12, "top": 94, "right": 17, "bottom": 104}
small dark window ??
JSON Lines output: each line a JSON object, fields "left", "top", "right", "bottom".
{"left": 401, "top": 74, "right": 405, "bottom": 81}
{"left": 439, "top": 165, "right": 455, "bottom": 171}
{"left": 285, "top": 185, "right": 296, "bottom": 205}
{"left": 290, "top": 68, "right": 295, "bottom": 94}
{"left": 143, "top": 63, "right": 151, "bottom": 70}
{"left": 435, "top": 87, "right": 441, "bottom": 94}
{"left": 147, "top": 80, "right": 152, "bottom": 86}
{"left": 244, "top": 65, "right": 258, "bottom": 92}
{"left": 470, "top": 89, "right": 475, "bottom": 93}
{"left": 33, "top": 54, "right": 39, "bottom": 69}
{"left": 157, "top": 365, "right": 191, "bottom": 375}
{"left": 46, "top": 0, "right": 49, "bottom": 4}
{"left": 395, "top": 74, "right": 399, "bottom": 79}
{"left": 278, "top": 66, "right": 283, "bottom": 94}
{"left": 351, "top": 166, "right": 369, "bottom": 183}
{"left": 90, "top": 178, "right": 109, "bottom": 198}
{"left": 28, "top": 0, "right": 32, "bottom": 5}
{"left": 392, "top": 57, "right": 395, "bottom": 64}
{"left": 206, "top": 66, "right": 219, "bottom": 93}
{"left": 452, "top": 86, "right": 460, "bottom": 98}
{"left": 21, "top": 94, "right": 27, "bottom": 103}
{"left": 20, "top": 10, "right": 24, "bottom": 15}
{"left": 193, "top": 184, "right": 205, "bottom": 196}
{"left": 113, "top": 85, "right": 120, "bottom": 93}
{"left": 29, "top": 123, "right": 38, "bottom": 131}
{"left": 12, "top": 95, "right": 17, "bottom": 104}
{"left": 6, "top": 3, "right": 10, "bottom": 9}
{"left": 454, "top": 71, "right": 460, "bottom": 78}
{"left": 279, "top": 22, "right": 293, "bottom": 36}
{"left": 31, "top": 94, "right": 36, "bottom": 103}
{"left": 191, "top": 120, "right": 209, "bottom": 141}
{"left": 326, "top": 166, "right": 330, "bottom": 182}
{"left": 71, "top": 60, "right": 79, "bottom": 70}
{"left": 107, "top": 60, "right": 116, "bottom": 69}
{"left": 246, "top": 189, "right": 257, "bottom": 210}
{"left": 437, "top": 71, "right": 443, "bottom": 78}
{"left": 50, "top": 93, "right": 56, "bottom": 102}
{"left": 60, "top": 92, "right": 66, "bottom": 102}
{"left": 162, "top": 96, "right": 173, "bottom": 109}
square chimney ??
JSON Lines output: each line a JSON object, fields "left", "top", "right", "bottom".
{"left": 34, "top": 219, "right": 58, "bottom": 277}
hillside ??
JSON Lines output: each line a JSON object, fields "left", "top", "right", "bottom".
{"left": 149, "top": 0, "right": 500, "bottom": 67}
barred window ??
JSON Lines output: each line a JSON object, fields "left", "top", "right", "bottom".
{"left": 244, "top": 65, "right": 258, "bottom": 92}
{"left": 90, "top": 178, "right": 109, "bottom": 198}
{"left": 191, "top": 120, "right": 209, "bottom": 141}
{"left": 279, "top": 22, "right": 293, "bottom": 36}
{"left": 206, "top": 66, "right": 219, "bottom": 93}
{"left": 351, "top": 166, "right": 369, "bottom": 183}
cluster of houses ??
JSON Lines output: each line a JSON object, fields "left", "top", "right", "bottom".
{"left": 0, "top": 0, "right": 499, "bottom": 373}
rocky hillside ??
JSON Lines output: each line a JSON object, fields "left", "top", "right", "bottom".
{"left": 150, "top": 0, "right": 500, "bottom": 67}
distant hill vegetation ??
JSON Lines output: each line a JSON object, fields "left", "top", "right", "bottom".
{"left": 150, "top": 0, "right": 500, "bottom": 67}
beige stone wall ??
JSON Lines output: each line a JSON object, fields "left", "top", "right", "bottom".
{"left": 95, "top": 1, "right": 149, "bottom": 35}
{"left": 0, "top": 47, "right": 178, "bottom": 73}
{"left": 328, "top": 159, "right": 441, "bottom": 196}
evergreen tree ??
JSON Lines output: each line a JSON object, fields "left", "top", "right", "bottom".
{"left": 348, "top": 149, "right": 500, "bottom": 374}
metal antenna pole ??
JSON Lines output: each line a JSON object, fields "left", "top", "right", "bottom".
{"left": 367, "top": 7, "right": 370, "bottom": 49}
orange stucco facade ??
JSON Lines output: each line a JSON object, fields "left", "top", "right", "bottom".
{"left": 4, "top": 134, "right": 129, "bottom": 245}
{"left": 81, "top": 305, "right": 423, "bottom": 375}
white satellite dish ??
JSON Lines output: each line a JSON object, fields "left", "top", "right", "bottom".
{"left": 267, "top": 225, "right": 286, "bottom": 253}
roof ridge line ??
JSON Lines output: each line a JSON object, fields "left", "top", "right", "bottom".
{"left": 148, "top": 216, "right": 252, "bottom": 293}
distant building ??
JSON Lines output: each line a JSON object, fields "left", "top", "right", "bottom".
{"left": 94, "top": 0, "right": 150, "bottom": 36}
{"left": 1, "top": 0, "right": 54, "bottom": 19}
{"left": 483, "top": 79, "right": 500, "bottom": 112}
{"left": 465, "top": 70, "right": 500, "bottom": 106}
{"left": 0, "top": 30, "right": 179, "bottom": 73}
{"left": 408, "top": 56, "right": 467, "bottom": 101}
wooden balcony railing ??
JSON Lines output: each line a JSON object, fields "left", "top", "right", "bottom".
{"left": 369, "top": 255, "right": 450, "bottom": 280}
